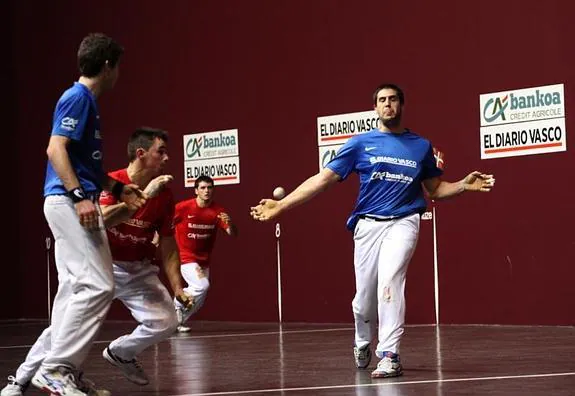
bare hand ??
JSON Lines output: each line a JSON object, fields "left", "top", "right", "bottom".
{"left": 217, "top": 212, "right": 232, "bottom": 225}
{"left": 121, "top": 183, "right": 147, "bottom": 210}
{"left": 463, "top": 171, "right": 495, "bottom": 192}
{"left": 250, "top": 199, "right": 282, "bottom": 221}
{"left": 75, "top": 200, "right": 100, "bottom": 230}
{"left": 176, "top": 290, "right": 194, "bottom": 309}
{"left": 144, "top": 175, "right": 174, "bottom": 198}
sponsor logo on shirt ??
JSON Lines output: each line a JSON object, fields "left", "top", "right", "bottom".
{"left": 369, "top": 156, "right": 417, "bottom": 168}
{"left": 125, "top": 219, "right": 152, "bottom": 228}
{"left": 108, "top": 227, "right": 148, "bottom": 244}
{"left": 187, "top": 232, "right": 211, "bottom": 239}
{"left": 370, "top": 171, "right": 413, "bottom": 184}
{"left": 61, "top": 117, "right": 79, "bottom": 131}
{"left": 188, "top": 223, "right": 215, "bottom": 230}
{"left": 364, "top": 146, "right": 376, "bottom": 151}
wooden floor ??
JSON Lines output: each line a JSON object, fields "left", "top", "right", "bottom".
{"left": 0, "top": 321, "right": 574, "bottom": 395}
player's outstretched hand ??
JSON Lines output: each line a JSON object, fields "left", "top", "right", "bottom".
{"left": 463, "top": 171, "right": 495, "bottom": 192}
{"left": 250, "top": 199, "right": 282, "bottom": 222}
{"left": 144, "top": 175, "right": 174, "bottom": 198}
{"left": 121, "top": 183, "right": 147, "bottom": 210}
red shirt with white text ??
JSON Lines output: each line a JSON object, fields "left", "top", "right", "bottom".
{"left": 173, "top": 199, "right": 229, "bottom": 267}
{"left": 100, "top": 169, "right": 174, "bottom": 262}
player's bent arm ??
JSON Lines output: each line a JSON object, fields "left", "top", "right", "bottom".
{"left": 46, "top": 135, "right": 82, "bottom": 190}
{"left": 160, "top": 236, "right": 185, "bottom": 294}
{"left": 422, "top": 177, "right": 465, "bottom": 201}
{"left": 278, "top": 168, "right": 341, "bottom": 212}
{"left": 100, "top": 203, "right": 139, "bottom": 228}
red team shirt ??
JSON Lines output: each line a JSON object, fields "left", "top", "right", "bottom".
{"left": 100, "top": 169, "right": 175, "bottom": 262}
{"left": 173, "top": 199, "right": 229, "bottom": 267}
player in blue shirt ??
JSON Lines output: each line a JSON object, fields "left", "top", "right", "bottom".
{"left": 1, "top": 33, "right": 145, "bottom": 396}
{"left": 251, "top": 83, "right": 495, "bottom": 379}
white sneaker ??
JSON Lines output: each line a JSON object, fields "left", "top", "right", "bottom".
{"left": 175, "top": 306, "right": 184, "bottom": 324}
{"left": 176, "top": 325, "right": 191, "bottom": 333}
{"left": 371, "top": 352, "right": 403, "bottom": 378}
{"left": 1, "top": 376, "right": 27, "bottom": 396}
{"left": 353, "top": 344, "right": 372, "bottom": 369}
{"left": 102, "top": 347, "right": 149, "bottom": 386}
{"left": 31, "top": 367, "right": 87, "bottom": 396}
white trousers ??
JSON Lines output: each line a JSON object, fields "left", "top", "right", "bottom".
{"left": 175, "top": 262, "right": 210, "bottom": 323}
{"left": 41, "top": 195, "right": 114, "bottom": 370}
{"left": 15, "top": 261, "right": 177, "bottom": 383}
{"left": 352, "top": 213, "right": 420, "bottom": 357}
{"left": 108, "top": 261, "right": 178, "bottom": 360}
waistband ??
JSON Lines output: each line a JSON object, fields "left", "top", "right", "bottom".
{"left": 359, "top": 212, "right": 418, "bottom": 222}
{"left": 47, "top": 191, "right": 100, "bottom": 203}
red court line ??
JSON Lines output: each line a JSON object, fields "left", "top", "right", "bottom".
{"left": 186, "top": 176, "right": 237, "bottom": 183}
{"left": 484, "top": 142, "right": 562, "bottom": 154}
{"left": 320, "top": 134, "right": 355, "bottom": 142}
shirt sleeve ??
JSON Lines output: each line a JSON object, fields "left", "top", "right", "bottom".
{"left": 325, "top": 138, "right": 358, "bottom": 180}
{"left": 173, "top": 202, "right": 183, "bottom": 226}
{"left": 159, "top": 193, "right": 176, "bottom": 237}
{"left": 99, "top": 190, "right": 118, "bottom": 206}
{"left": 52, "top": 93, "right": 90, "bottom": 141}
{"left": 421, "top": 143, "right": 444, "bottom": 180}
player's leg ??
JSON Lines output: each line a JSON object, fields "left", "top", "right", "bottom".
{"left": 175, "top": 263, "right": 210, "bottom": 331}
{"left": 0, "top": 327, "right": 52, "bottom": 396}
{"left": 351, "top": 219, "right": 381, "bottom": 369}
{"left": 33, "top": 196, "right": 114, "bottom": 395}
{"left": 103, "top": 262, "right": 177, "bottom": 385}
{"left": 372, "top": 213, "right": 420, "bottom": 378}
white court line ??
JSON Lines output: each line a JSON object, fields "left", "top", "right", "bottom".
{"left": 0, "top": 327, "right": 355, "bottom": 350}
{"left": 169, "top": 372, "right": 575, "bottom": 396}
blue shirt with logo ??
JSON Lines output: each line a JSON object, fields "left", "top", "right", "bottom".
{"left": 326, "top": 129, "right": 443, "bottom": 231}
{"left": 44, "top": 82, "right": 104, "bottom": 196}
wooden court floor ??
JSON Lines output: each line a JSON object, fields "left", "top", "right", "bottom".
{"left": 0, "top": 321, "right": 573, "bottom": 395}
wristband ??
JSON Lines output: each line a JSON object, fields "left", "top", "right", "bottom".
{"left": 111, "top": 181, "right": 125, "bottom": 200}
{"left": 67, "top": 187, "right": 87, "bottom": 203}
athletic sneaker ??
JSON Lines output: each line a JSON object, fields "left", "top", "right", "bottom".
{"left": 31, "top": 367, "right": 87, "bottom": 396}
{"left": 353, "top": 344, "right": 372, "bottom": 369}
{"left": 175, "top": 306, "right": 192, "bottom": 333}
{"left": 371, "top": 351, "right": 403, "bottom": 378}
{"left": 176, "top": 325, "right": 191, "bottom": 333}
{"left": 102, "top": 347, "right": 148, "bottom": 386}
{"left": 0, "top": 376, "right": 28, "bottom": 396}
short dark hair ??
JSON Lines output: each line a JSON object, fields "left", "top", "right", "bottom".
{"left": 194, "top": 175, "right": 214, "bottom": 189}
{"left": 373, "top": 83, "right": 405, "bottom": 105}
{"left": 127, "top": 127, "right": 169, "bottom": 162}
{"left": 77, "top": 33, "right": 124, "bottom": 77}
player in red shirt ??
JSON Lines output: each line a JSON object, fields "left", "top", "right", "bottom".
{"left": 173, "top": 175, "right": 238, "bottom": 332}
{"left": 98, "top": 128, "right": 192, "bottom": 385}
{"left": 1, "top": 128, "right": 191, "bottom": 394}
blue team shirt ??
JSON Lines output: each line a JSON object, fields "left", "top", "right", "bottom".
{"left": 44, "top": 82, "right": 104, "bottom": 196}
{"left": 326, "top": 129, "right": 443, "bottom": 231}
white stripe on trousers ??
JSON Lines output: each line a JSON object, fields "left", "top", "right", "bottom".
{"left": 352, "top": 213, "right": 420, "bottom": 356}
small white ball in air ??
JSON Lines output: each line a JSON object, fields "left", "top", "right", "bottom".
{"left": 273, "top": 186, "right": 286, "bottom": 200}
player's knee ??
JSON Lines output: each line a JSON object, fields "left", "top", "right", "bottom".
{"left": 199, "top": 279, "right": 210, "bottom": 294}
{"left": 152, "top": 311, "right": 179, "bottom": 335}
{"left": 352, "top": 298, "right": 373, "bottom": 318}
